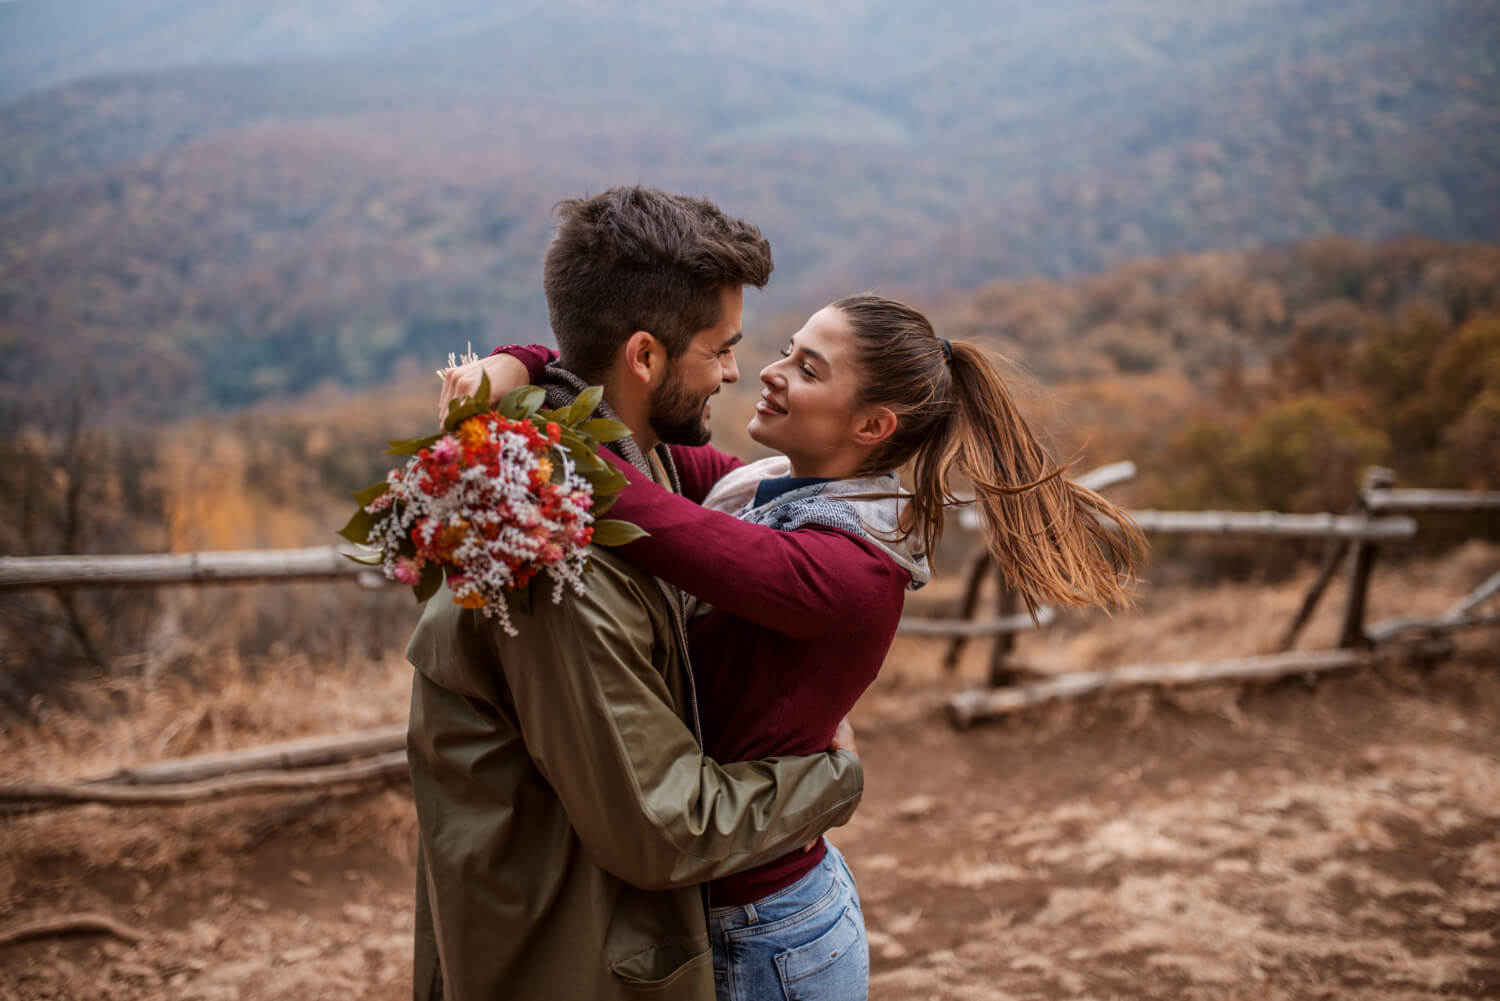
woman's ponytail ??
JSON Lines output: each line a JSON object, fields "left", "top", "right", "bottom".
{"left": 942, "top": 340, "right": 1143, "bottom": 615}
{"left": 836, "top": 294, "right": 1143, "bottom": 616}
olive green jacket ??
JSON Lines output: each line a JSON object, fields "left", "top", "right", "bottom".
{"left": 406, "top": 547, "right": 864, "bottom": 1001}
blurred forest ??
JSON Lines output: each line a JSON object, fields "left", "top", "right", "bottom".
{"left": 1, "top": 0, "right": 1497, "bottom": 418}
{"left": 3, "top": 235, "right": 1497, "bottom": 711}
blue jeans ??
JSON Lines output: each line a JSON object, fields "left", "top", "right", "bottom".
{"left": 709, "top": 840, "right": 869, "bottom": 1001}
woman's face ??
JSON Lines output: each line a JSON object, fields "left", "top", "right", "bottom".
{"left": 748, "top": 305, "right": 873, "bottom": 478}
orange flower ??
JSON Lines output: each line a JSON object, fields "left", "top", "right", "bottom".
{"left": 434, "top": 519, "right": 470, "bottom": 558}
{"left": 453, "top": 589, "right": 488, "bottom": 610}
{"left": 458, "top": 416, "right": 489, "bottom": 452}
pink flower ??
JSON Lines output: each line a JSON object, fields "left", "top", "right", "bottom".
{"left": 431, "top": 435, "right": 459, "bottom": 464}
{"left": 392, "top": 556, "right": 422, "bottom": 586}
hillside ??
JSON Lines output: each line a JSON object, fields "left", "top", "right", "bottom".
{"left": 1, "top": 0, "right": 1497, "bottom": 418}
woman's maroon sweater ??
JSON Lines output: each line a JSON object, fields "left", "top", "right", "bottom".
{"left": 497, "top": 345, "right": 910, "bottom": 903}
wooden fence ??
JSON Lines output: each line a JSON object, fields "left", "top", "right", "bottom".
{"left": 1, "top": 465, "right": 1496, "bottom": 810}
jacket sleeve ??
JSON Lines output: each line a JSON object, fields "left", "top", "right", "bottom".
{"left": 602, "top": 449, "right": 907, "bottom": 639}
{"left": 493, "top": 556, "right": 864, "bottom": 891}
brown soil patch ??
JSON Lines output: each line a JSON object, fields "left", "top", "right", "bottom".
{"left": 2, "top": 548, "right": 1497, "bottom": 1000}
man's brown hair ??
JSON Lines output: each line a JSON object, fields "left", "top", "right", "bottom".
{"left": 543, "top": 186, "right": 773, "bottom": 382}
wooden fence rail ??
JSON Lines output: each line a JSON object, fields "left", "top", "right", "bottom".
{"left": 2, "top": 467, "right": 1494, "bottom": 809}
{"left": 1362, "top": 488, "right": 1500, "bottom": 513}
{"left": 0, "top": 546, "right": 377, "bottom": 591}
{"left": 1123, "top": 510, "right": 1415, "bottom": 540}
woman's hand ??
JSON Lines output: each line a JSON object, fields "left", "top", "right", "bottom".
{"left": 830, "top": 715, "right": 858, "bottom": 760}
{"left": 805, "top": 716, "right": 859, "bottom": 852}
{"left": 438, "top": 353, "right": 529, "bottom": 422}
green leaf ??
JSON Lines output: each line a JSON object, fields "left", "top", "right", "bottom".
{"left": 414, "top": 561, "right": 444, "bottom": 602}
{"left": 342, "top": 548, "right": 386, "bottom": 566}
{"left": 339, "top": 507, "right": 379, "bottom": 545}
{"left": 591, "top": 519, "right": 649, "bottom": 546}
{"left": 561, "top": 441, "right": 607, "bottom": 473}
{"left": 498, "top": 384, "right": 544, "bottom": 420}
{"left": 590, "top": 461, "right": 628, "bottom": 496}
{"left": 589, "top": 492, "right": 619, "bottom": 517}
{"left": 575, "top": 417, "right": 629, "bottom": 443}
{"left": 559, "top": 385, "right": 603, "bottom": 424}
{"left": 388, "top": 432, "right": 442, "bottom": 456}
{"left": 352, "top": 480, "right": 390, "bottom": 506}
{"left": 577, "top": 462, "right": 627, "bottom": 498}
{"left": 443, "top": 396, "right": 483, "bottom": 430}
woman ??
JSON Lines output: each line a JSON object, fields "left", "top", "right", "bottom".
{"left": 481, "top": 294, "right": 1143, "bottom": 1001}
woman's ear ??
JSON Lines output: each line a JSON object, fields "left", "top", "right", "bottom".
{"left": 620, "top": 330, "right": 666, "bottom": 387}
{"left": 852, "top": 406, "right": 898, "bottom": 447}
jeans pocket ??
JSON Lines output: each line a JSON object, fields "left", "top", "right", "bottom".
{"left": 774, "top": 906, "right": 868, "bottom": 1001}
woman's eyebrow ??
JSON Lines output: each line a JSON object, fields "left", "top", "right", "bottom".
{"left": 798, "top": 344, "right": 831, "bottom": 371}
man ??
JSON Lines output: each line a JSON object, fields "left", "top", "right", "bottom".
{"left": 408, "top": 186, "right": 864, "bottom": 1001}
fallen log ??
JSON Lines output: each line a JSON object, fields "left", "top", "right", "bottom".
{"left": 88, "top": 724, "right": 406, "bottom": 787}
{"left": 1449, "top": 570, "right": 1500, "bottom": 620}
{"left": 2, "top": 750, "right": 408, "bottom": 812}
{"left": 1366, "top": 612, "right": 1500, "bottom": 644}
{"left": 0, "top": 912, "right": 146, "bottom": 948}
{"left": 947, "top": 639, "right": 1453, "bottom": 728}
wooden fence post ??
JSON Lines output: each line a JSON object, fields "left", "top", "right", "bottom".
{"left": 942, "top": 553, "right": 992, "bottom": 671}
{"left": 1339, "top": 467, "right": 1397, "bottom": 649}
{"left": 988, "top": 587, "right": 1020, "bottom": 687}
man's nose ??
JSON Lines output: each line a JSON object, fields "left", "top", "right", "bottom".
{"left": 721, "top": 351, "right": 739, "bottom": 384}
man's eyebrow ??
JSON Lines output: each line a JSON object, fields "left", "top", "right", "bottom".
{"left": 717, "top": 331, "right": 743, "bottom": 351}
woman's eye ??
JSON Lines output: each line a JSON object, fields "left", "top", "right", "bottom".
{"left": 800, "top": 365, "right": 817, "bottom": 379}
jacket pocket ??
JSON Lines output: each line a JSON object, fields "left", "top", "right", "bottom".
{"left": 611, "top": 939, "right": 712, "bottom": 995}
{"left": 607, "top": 883, "right": 713, "bottom": 996}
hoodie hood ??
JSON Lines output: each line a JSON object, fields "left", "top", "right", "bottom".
{"left": 699, "top": 456, "right": 932, "bottom": 590}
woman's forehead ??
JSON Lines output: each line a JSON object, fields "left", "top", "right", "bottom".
{"left": 795, "top": 306, "right": 854, "bottom": 351}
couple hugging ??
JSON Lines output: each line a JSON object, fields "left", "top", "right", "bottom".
{"left": 406, "top": 186, "right": 1142, "bottom": 1001}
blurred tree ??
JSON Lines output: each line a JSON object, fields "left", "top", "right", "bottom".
{"left": 1240, "top": 396, "right": 1388, "bottom": 513}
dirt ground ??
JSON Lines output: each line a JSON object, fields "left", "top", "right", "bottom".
{"left": 2, "top": 544, "right": 1498, "bottom": 1001}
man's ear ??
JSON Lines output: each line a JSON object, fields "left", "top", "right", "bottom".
{"left": 620, "top": 331, "right": 667, "bottom": 387}
{"left": 852, "top": 406, "right": 898, "bottom": 447}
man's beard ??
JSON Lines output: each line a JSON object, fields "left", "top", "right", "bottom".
{"left": 648, "top": 370, "right": 713, "bottom": 447}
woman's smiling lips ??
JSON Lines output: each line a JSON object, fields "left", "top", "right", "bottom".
{"left": 755, "top": 390, "right": 788, "bottom": 416}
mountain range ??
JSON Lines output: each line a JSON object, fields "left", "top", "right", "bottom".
{"left": 1, "top": 0, "right": 1496, "bottom": 418}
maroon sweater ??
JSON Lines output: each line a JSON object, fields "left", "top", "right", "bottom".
{"left": 499, "top": 346, "right": 910, "bottom": 903}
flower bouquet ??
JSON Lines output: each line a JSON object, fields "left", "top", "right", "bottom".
{"left": 340, "top": 376, "right": 643, "bottom": 635}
